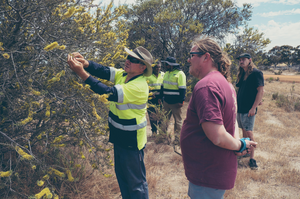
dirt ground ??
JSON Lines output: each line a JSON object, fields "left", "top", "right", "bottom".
{"left": 72, "top": 72, "right": 300, "bottom": 199}
{"left": 263, "top": 70, "right": 300, "bottom": 83}
{"left": 141, "top": 73, "right": 300, "bottom": 199}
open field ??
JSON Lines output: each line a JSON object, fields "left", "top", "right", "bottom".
{"left": 66, "top": 79, "right": 300, "bottom": 199}
{"left": 263, "top": 70, "right": 300, "bottom": 83}
{"left": 264, "top": 74, "right": 300, "bottom": 83}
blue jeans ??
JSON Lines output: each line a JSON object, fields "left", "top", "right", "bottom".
{"left": 114, "top": 144, "right": 149, "bottom": 199}
{"left": 188, "top": 181, "right": 225, "bottom": 199}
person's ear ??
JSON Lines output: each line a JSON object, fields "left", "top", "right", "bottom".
{"left": 204, "top": 52, "right": 210, "bottom": 60}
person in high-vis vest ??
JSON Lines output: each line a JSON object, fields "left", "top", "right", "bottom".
{"left": 146, "top": 61, "right": 164, "bottom": 135}
{"left": 67, "top": 46, "right": 153, "bottom": 199}
{"left": 161, "top": 56, "right": 186, "bottom": 135}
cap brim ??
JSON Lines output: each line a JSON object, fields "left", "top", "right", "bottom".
{"left": 124, "top": 47, "right": 152, "bottom": 77}
{"left": 161, "top": 61, "right": 179, "bottom": 66}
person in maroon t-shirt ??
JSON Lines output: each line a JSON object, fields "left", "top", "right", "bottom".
{"left": 180, "top": 36, "right": 257, "bottom": 199}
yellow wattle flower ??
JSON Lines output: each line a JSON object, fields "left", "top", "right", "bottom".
{"left": 66, "top": 170, "right": 74, "bottom": 182}
{"left": 75, "top": 164, "right": 81, "bottom": 168}
{"left": 35, "top": 187, "right": 52, "bottom": 199}
{"left": 50, "top": 168, "right": 65, "bottom": 178}
{"left": 0, "top": 170, "right": 12, "bottom": 177}
{"left": 63, "top": 7, "right": 76, "bottom": 18}
{"left": 58, "top": 45, "right": 66, "bottom": 50}
{"left": 37, "top": 180, "right": 44, "bottom": 186}
{"left": 43, "top": 174, "right": 50, "bottom": 180}
{"left": 2, "top": 53, "right": 10, "bottom": 59}
{"left": 44, "top": 42, "right": 59, "bottom": 51}
{"left": 15, "top": 146, "right": 33, "bottom": 160}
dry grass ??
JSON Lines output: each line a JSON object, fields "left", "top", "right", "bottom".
{"left": 64, "top": 74, "right": 300, "bottom": 199}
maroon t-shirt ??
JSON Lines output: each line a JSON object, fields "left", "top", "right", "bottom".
{"left": 180, "top": 71, "right": 237, "bottom": 190}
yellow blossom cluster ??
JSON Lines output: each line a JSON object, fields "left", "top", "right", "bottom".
{"left": 53, "top": 135, "right": 64, "bottom": 144}
{"left": 48, "top": 70, "right": 65, "bottom": 84}
{"left": 0, "top": 170, "right": 12, "bottom": 177}
{"left": 37, "top": 180, "right": 44, "bottom": 186}
{"left": 43, "top": 174, "right": 50, "bottom": 180}
{"left": 31, "top": 87, "right": 41, "bottom": 96}
{"left": 66, "top": 170, "right": 74, "bottom": 182}
{"left": 49, "top": 167, "right": 65, "bottom": 178}
{"left": 63, "top": 7, "right": 76, "bottom": 18}
{"left": 15, "top": 146, "right": 33, "bottom": 160}
{"left": 2, "top": 53, "right": 10, "bottom": 59}
{"left": 45, "top": 103, "right": 51, "bottom": 117}
{"left": 35, "top": 187, "right": 52, "bottom": 199}
{"left": 44, "top": 42, "right": 59, "bottom": 51}
{"left": 44, "top": 42, "right": 66, "bottom": 51}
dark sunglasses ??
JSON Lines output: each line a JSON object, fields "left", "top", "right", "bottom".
{"left": 127, "top": 55, "right": 142, "bottom": 64}
{"left": 190, "top": 52, "right": 205, "bottom": 59}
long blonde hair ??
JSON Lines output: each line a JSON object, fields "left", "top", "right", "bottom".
{"left": 192, "top": 36, "right": 231, "bottom": 81}
{"left": 236, "top": 60, "right": 256, "bottom": 84}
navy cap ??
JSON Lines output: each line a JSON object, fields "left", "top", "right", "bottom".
{"left": 236, "top": 53, "right": 251, "bottom": 59}
{"left": 161, "top": 56, "right": 180, "bottom": 66}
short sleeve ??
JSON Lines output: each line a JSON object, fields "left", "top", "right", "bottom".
{"left": 194, "top": 86, "right": 223, "bottom": 125}
{"left": 256, "top": 70, "right": 264, "bottom": 87}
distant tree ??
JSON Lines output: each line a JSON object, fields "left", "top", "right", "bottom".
{"left": 279, "top": 45, "right": 294, "bottom": 66}
{"left": 0, "top": 0, "right": 128, "bottom": 198}
{"left": 124, "top": 0, "right": 252, "bottom": 74}
{"left": 224, "top": 26, "right": 270, "bottom": 78}
{"left": 268, "top": 46, "right": 282, "bottom": 67}
{"left": 291, "top": 45, "right": 300, "bottom": 65}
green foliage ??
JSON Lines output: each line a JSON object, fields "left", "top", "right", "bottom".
{"left": 125, "top": 0, "right": 252, "bottom": 75}
{"left": 0, "top": 0, "right": 128, "bottom": 198}
{"left": 224, "top": 25, "right": 271, "bottom": 78}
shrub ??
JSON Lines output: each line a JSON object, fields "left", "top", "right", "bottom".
{"left": 0, "top": 0, "right": 128, "bottom": 198}
{"left": 272, "top": 85, "right": 300, "bottom": 112}
{"left": 268, "top": 77, "right": 274, "bottom": 83}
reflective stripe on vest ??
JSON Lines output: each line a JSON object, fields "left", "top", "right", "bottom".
{"left": 163, "top": 80, "right": 178, "bottom": 86}
{"left": 149, "top": 83, "right": 162, "bottom": 87}
{"left": 115, "top": 84, "right": 124, "bottom": 103}
{"left": 151, "top": 91, "right": 160, "bottom": 95}
{"left": 108, "top": 116, "right": 147, "bottom": 131}
{"left": 110, "top": 67, "right": 116, "bottom": 82}
{"left": 164, "top": 91, "right": 180, "bottom": 95}
{"left": 115, "top": 103, "right": 147, "bottom": 110}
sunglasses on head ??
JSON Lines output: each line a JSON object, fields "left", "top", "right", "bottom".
{"left": 127, "top": 55, "right": 142, "bottom": 64}
{"left": 190, "top": 52, "right": 205, "bottom": 59}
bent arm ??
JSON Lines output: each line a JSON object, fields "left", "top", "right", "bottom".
{"left": 248, "top": 86, "right": 264, "bottom": 116}
{"left": 202, "top": 122, "right": 257, "bottom": 152}
{"left": 202, "top": 122, "right": 241, "bottom": 151}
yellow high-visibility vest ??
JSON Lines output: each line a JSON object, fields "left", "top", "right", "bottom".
{"left": 108, "top": 68, "right": 149, "bottom": 150}
{"left": 146, "top": 72, "right": 164, "bottom": 96}
{"left": 163, "top": 69, "right": 186, "bottom": 104}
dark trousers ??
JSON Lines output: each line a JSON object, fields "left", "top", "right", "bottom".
{"left": 147, "top": 106, "right": 158, "bottom": 133}
{"left": 114, "top": 144, "right": 149, "bottom": 199}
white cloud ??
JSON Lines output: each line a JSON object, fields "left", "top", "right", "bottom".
{"left": 235, "top": 0, "right": 300, "bottom": 7}
{"left": 274, "top": 0, "right": 300, "bottom": 5}
{"left": 254, "top": 20, "right": 300, "bottom": 50}
{"left": 258, "top": 8, "right": 300, "bottom": 17}
{"left": 235, "top": 0, "right": 272, "bottom": 7}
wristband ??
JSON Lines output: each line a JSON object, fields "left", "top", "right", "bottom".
{"left": 236, "top": 138, "right": 250, "bottom": 153}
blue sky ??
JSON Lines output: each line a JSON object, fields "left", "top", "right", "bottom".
{"left": 100, "top": 0, "right": 300, "bottom": 51}
{"left": 236, "top": 0, "right": 300, "bottom": 51}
